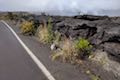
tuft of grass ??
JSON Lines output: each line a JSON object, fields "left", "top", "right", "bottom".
{"left": 20, "top": 21, "right": 35, "bottom": 35}
{"left": 38, "top": 24, "right": 49, "bottom": 43}
{"left": 52, "top": 38, "right": 77, "bottom": 63}
{"left": 61, "top": 38, "right": 76, "bottom": 62}
{"left": 37, "top": 18, "right": 54, "bottom": 43}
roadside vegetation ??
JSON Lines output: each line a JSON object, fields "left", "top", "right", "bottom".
{"left": 1, "top": 12, "right": 93, "bottom": 64}
{"left": 6, "top": 12, "right": 17, "bottom": 20}
{"left": 37, "top": 18, "right": 54, "bottom": 43}
{"left": 0, "top": 12, "right": 18, "bottom": 20}
{"left": 20, "top": 16, "right": 93, "bottom": 63}
{"left": 20, "top": 21, "right": 35, "bottom": 35}
{"left": 52, "top": 37, "right": 93, "bottom": 63}
{"left": 31, "top": 17, "right": 93, "bottom": 63}
{"left": 52, "top": 38, "right": 76, "bottom": 61}
{"left": 75, "top": 38, "right": 93, "bottom": 59}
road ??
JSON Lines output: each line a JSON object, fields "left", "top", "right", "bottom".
{"left": 0, "top": 21, "right": 48, "bottom": 80}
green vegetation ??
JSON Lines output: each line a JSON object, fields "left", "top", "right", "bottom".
{"left": 37, "top": 18, "right": 54, "bottom": 43}
{"left": 52, "top": 37, "right": 93, "bottom": 63}
{"left": 75, "top": 38, "right": 92, "bottom": 50}
{"left": 75, "top": 38, "right": 93, "bottom": 59}
{"left": 20, "top": 21, "right": 35, "bottom": 35}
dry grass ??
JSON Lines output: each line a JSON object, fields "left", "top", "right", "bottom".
{"left": 20, "top": 21, "right": 35, "bottom": 35}
{"left": 37, "top": 24, "right": 49, "bottom": 43}
{"left": 61, "top": 38, "right": 76, "bottom": 61}
{"left": 52, "top": 38, "right": 79, "bottom": 63}
{"left": 37, "top": 19, "right": 54, "bottom": 43}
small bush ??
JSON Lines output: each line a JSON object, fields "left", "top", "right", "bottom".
{"left": 75, "top": 38, "right": 92, "bottom": 59}
{"left": 20, "top": 21, "right": 35, "bottom": 35}
{"left": 37, "top": 18, "right": 54, "bottom": 43}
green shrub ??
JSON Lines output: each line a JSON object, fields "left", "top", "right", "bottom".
{"left": 20, "top": 21, "right": 35, "bottom": 35}
{"left": 75, "top": 38, "right": 92, "bottom": 59}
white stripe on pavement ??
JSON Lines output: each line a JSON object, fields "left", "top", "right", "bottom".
{"left": 1, "top": 20, "right": 56, "bottom": 80}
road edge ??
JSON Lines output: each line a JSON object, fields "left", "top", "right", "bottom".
{"left": 1, "top": 20, "right": 56, "bottom": 80}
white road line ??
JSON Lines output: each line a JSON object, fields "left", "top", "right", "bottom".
{"left": 1, "top": 20, "right": 56, "bottom": 80}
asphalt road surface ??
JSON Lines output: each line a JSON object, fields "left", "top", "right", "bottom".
{"left": 0, "top": 22, "right": 48, "bottom": 80}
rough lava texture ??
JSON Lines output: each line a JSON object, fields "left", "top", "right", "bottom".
{"left": 33, "top": 15, "right": 120, "bottom": 77}
{"left": 20, "top": 14, "right": 120, "bottom": 62}
{"left": 48, "top": 15, "right": 120, "bottom": 62}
